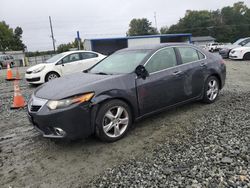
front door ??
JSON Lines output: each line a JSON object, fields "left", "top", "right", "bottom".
{"left": 136, "top": 47, "right": 185, "bottom": 115}
{"left": 60, "top": 53, "right": 82, "bottom": 75}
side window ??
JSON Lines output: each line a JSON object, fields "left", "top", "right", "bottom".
{"left": 145, "top": 48, "right": 177, "bottom": 73}
{"left": 81, "top": 52, "right": 98, "bottom": 60}
{"left": 62, "top": 53, "right": 80, "bottom": 64}
{"left": 197, "top": 51, "right": 205, "bottom": 60}
{"left": 178, "top": 47, "right": 199, "bottom": 64}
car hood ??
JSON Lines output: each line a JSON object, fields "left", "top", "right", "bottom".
{"left": 34, "top": 72, "right": 125, "bottom": 100}
{"left": 222, "top": 44, "right": 240, "bottom": 50}
{"left": 232, "top": 46, "right": 250, "bottom": 51}
{"left": 27, "top": 63, "right": 47, "bottom": 72}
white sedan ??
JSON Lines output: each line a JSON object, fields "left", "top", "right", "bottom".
{"left": 229, "top": 43, "right": 250, "bottom": 60}
{"left": 25, "top": 51, "right": 106, "bottom": 84}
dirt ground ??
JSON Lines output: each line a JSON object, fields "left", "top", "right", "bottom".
{"left": 0, "top": 59, "right": 250, "bottom": 187}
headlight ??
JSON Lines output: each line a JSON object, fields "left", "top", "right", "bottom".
{"left": 32, "top": 65, "right": 45, "bottom": 73}
{"left": 46, "top": 92, "right": 94, "bottom": 110}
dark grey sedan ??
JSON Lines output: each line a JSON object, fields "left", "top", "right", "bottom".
{"left": 27, "top": 43, "right": 226, "bottom": 142}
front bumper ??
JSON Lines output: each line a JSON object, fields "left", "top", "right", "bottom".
{"left": 25, "top": 72, "right": 44, "bottom": 84}
{"left": 229, "top": 55, "right": 241, "bottom": 60}
{"left": 27, "top": 96, "right": 94, "bottom": 139}
{"left": 229, "top": 51, "right": 243, "bottom": 60}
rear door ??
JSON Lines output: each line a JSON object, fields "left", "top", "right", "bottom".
{"left": 79, "top": 52, "right": 101, "bottom": 71}
{"left": 60, "top": 53, "right": 82, "bottom": 75}
{"left": 136, "top": 47, "right": 185, "bottom": 115}
{"left": 175, "top": 46, "right": 207, "bottom": 99}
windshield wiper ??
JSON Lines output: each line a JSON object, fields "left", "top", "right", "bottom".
{"left": 95, "top": 72, "right": 111, "bottom": 75}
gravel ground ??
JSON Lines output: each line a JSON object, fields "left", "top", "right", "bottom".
{"left": 0, "top": 60, "right": 250, "bottom": 187}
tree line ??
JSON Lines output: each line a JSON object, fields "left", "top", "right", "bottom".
{"left": 127, "top": 2, "right": 250, "bottom": 43}
{"left": 0, "top": 21, "right": 25, "bottom": 51}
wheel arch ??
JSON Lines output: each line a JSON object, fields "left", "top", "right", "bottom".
{"left": 243, "top": 51, "right": 250, "bottom": 60}
{"left": 44, "top": 71, "right": 61, "bottom": 82}
{"left": 94, "top": 96, "right": 136, "bottom": 122}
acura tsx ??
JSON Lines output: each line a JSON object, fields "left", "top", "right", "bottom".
{"left": 27, "top": 43, "right": 226, "bottom": 142}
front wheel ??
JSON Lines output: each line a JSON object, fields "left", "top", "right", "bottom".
{"left": 243, "top": 52, "right": 250, "bottom": 60}
{"left": 95, "top": 100, "right": 132, "bottom": 142}
{"left": 202, "top": 76, "right": 220, "bottom": 104}
{"left": 45, "top": 72, "right": 60, "bottom": 82}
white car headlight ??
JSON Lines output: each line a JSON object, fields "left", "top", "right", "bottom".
{"left": 32, "top": 65, "right": 45, "bottom": 73}
{"left": 46, "top": 93, "right": 94, "bottom": 110}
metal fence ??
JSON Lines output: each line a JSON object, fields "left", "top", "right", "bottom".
{"left": 27, "top": 54, "right": 56, "bottom": 66}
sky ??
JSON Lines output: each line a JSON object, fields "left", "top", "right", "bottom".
{"left": 1, "top": 0, "right": 250, "bottom": 51}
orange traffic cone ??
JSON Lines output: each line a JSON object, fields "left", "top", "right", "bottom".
{"left": 6, "top": 63, "right": 15, "bottom": 81}
{"left": 15, "top": 67, "right": 21, "bottom": 80}
{"left": 10, "top": 80, "right": 26, "bottom": 109}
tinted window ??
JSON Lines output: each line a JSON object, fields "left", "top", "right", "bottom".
{"left": 81, "top": 52, "right": 98, "bottom": 60}
{"left": 62, "top": 53, "right": 80, "bottom": 64}
{"left": 178, "top": 47, "right": 199, "bottom": 64}
{"left": 145, "top": 48, "right": 177, "bottom": 73}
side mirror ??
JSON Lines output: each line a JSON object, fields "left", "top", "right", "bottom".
{"left": 135, "top": 65, "right": 148, "bottom": 79}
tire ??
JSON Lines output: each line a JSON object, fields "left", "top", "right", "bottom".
{"left": 95, "top": 99, "right": 132, "bottom": 142}
{"left": 45, "top": 72, "right": 60, "bottom": 82}
{"left": 202, "top": 76, "right": 220, "bottom": 104}
{"left": 0, "top": 63, "right": 2, "bottom": 70}
{"left": 243, "top": 52, "right": 250, "bottom": 60}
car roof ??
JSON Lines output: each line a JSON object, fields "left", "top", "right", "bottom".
{"left": 61, "top": 50, "right": 100, "bottom": 56}
{"left": 116, "top": 43, "right": 196, "bottom": 53}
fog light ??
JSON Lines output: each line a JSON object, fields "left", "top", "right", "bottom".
{"left": 54, "top": 128, "right": 66, "bottom": 136}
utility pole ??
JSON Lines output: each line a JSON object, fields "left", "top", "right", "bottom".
{"left": 77, "top": 31, "right": 81, "bottom": 50}
{"left": 154, "top": 12, "right": 158, "bottom": 31}
{"left": 49, "top": 16, "right": 56, "bottom": 52}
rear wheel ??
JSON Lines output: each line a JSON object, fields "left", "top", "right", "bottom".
{"left": 202, "top": 76, "right": 220, "bottom": 104}
{"left": 45, "top": 72, "right": 60, "bottom": 82}
{"left": 243, "top": 52, "right": 250, "bottom": 60}
{"left": 95, "top": 100, "right": 132, "bottom": 142}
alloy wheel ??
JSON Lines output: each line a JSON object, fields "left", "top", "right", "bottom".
{"left": 47, "top": 73, "right": 58, "bottom": 81}
{"left": 207, "top": 79, "right": 219, "bottom": 101}
{"left": 102, "top": 106, "right": 129, "bottom": 138}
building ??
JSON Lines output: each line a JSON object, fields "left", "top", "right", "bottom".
{"left": 84, "top": 33, "right": 192, "bottom": 55}
{"left": 191, "top": 36, "right": 216, "bottom": 46}
{"left": 0, "top": 51, "right": 26, "bottom": 66}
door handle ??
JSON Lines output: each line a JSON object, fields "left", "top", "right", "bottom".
{"left": 172, "top": 70, "right": 182, "bottom": 75}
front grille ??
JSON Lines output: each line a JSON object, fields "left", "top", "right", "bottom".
{"left": 30, "top": 105, "right": 41, "bottom": 112}
{"left": 26, "top": 71, "right": 32, "bottom": 74}
{"left": 26, "top": 77, "right": 40, "bottom": 82}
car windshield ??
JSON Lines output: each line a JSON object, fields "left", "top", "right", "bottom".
{"left": 46, "top": 53, "right": 66, "bottom": 63}
{"left": 89, "top": 50, "right": 150, "bottom": 74}
{"left": 233, "top": 38, "right": 246, "bottom": 45}
{"left": 244, "top": 43, "right": 250, "bottom": 47}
